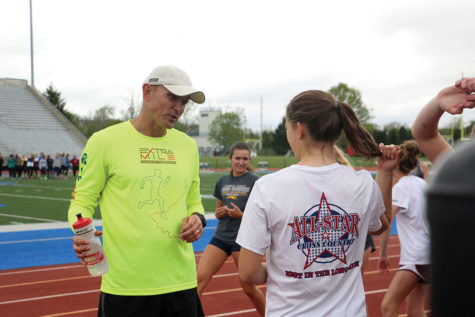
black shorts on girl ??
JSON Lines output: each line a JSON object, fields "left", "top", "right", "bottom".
{"left": 209, "top": 236, "right": 241, "bottom": 256}
{"left": 364, "top": 235, "right": 375, "bottom": 253}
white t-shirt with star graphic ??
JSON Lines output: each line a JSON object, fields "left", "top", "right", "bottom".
{"left": 236, "top": 163, "right": 385, "bottom": 317}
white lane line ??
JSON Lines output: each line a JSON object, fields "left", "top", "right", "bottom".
{"left": 208, "top": 308, "right": 257, "bottom": 317}
{"left": 0, "top": 193, "right": 70, "bottom": 201}
{"left": 0, "top": 215, "right": 216, "bottom": 232}
{"left": 0, "top": 213, "right": 58, "bottom": 222}
{"left": 0, "top": 280, "right": 388, "bottom": 307}
{"left": 0, "top": 220, "right": 101, "bottom": 232}
{"left": 1, "top": 184, "right": 73, "bottom": 191}
{"left": 369, "top": 254, "right": 399, "bottom": 260}
{"left": 214, "top": 272, "right": 238, "bottom": 278}
{"left": 0, "top": 236, "right": 72, "bottom": 245}
{"left": 0, "top": 226, "right": 214, "bottom": 245}
{"left": 0, "top": 289, "right": 99, "bottom": 305}
{"left": 0, "top": 265, "right": 82, "bottom": 276}
{"left": 365, "top": 288, "right": 388, "bottom": 295}
{"left": 40, "top": 307, "right": 97, "bottom": 317}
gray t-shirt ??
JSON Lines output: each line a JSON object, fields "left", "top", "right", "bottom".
{"left": 213, "top": 172, "right": 259, "bottom": 243}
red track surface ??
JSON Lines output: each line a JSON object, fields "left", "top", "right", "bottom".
{"left": 0, "top": 235, "right": 430, "bottom": 317}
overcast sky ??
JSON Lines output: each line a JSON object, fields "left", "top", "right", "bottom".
{"left": 1, "top": 0, "right": 474, "bottom": 132}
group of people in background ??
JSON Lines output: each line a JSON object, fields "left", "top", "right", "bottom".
{"left": 0, "top": 152, "right": 80, "bottom": 180}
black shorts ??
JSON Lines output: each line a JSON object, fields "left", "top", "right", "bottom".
{"left": 209, "top": 236, "right": 241, "bottom": 256}
{"left": 365, "top": 235, "right": 375, "bottom": 253}
{"left": 97, "top": 287, "right": 204, "bottom": 317}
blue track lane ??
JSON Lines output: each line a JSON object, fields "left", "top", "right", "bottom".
{"left": 0, "top": 219, "right": 217, "bottom": 270}
{"left": 0, "top": 217, "right": 397, "bottom": 271}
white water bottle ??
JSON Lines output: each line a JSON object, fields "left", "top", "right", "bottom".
{"left": 73, "top": 213, "right": 109, "bottom": 276}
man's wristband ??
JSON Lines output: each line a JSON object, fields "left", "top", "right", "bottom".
{"left": 192, "top": 212, "right": 206, "bottom": 228}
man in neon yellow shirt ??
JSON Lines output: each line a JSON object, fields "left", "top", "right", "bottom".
{"left": 69, "top": 65, "right": 207, "bottom": 316}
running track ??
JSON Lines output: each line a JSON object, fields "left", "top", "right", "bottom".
{"left": 0, "top": 231, "right": 429, "bottom": 316}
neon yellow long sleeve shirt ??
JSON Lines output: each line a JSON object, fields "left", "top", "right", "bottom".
{"left": 68, "top": 121, "right": 204, "bottom": 295}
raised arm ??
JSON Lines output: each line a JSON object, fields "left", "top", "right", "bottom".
{"left": 371, "top": 144, "right": 400, "bottom": 235}
{"left": 411, "top": 77, "right": 475, "bottom": 163}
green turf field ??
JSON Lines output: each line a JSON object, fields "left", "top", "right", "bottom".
{"left": 0, "top": 172, "right": 230, "bottom": 226}
{"left": 0, "top": 152, "right": 382, "bottom": 226}
{"left": 200, "top": 155, "right": 378, "bottom": 169}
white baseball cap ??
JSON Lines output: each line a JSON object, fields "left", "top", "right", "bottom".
{"left": 143, "top": 65, "right": 205, "bottom": 104}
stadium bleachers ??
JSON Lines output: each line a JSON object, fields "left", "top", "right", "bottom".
{"left": 0, "top": 78, "right": 86, "bottom": 156}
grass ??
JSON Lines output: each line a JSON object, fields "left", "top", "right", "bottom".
{"left": 200, "top": 156, "right": 300, "bottom": 169}
{"left": 0, "top": 178, "right": 79, "bottom": 225}
{"left": 200, "top": 155, "right": 377, "bottom": 169}
{"left": 0, "top": 172, "right": 230, "bottom": 226}
{"left": 0, "top": 155, "right": 378, "bottom": 226}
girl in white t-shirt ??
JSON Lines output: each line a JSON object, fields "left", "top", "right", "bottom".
{"left": 237, "top": 90, "right": 400, "bottom": 317}
{"left": 378, "top": 140, "right": 430, "bottom": 317}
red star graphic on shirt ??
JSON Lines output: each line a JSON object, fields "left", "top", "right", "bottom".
{"left": 302, "top": 193, "right": 348, "bottom": 269}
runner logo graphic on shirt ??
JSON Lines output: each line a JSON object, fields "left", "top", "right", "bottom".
{"left": 138, "top": 169, "right": 170, "bottom": 220}
{"left": 139, "top": 148, "right": 176, "bottom": 164}
{"left": 288, "top": 192, "right": 360, "bottom": 269}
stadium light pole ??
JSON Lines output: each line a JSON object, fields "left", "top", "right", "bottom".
{"left": 259, "top": 96, "right": 263, "bottom": 151}
{"left": 29, "top": 0, "right": 35, "bottom": 87}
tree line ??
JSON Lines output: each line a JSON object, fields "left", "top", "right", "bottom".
{"left": 42, "top": 83, "right": 474, "bottom": 156}
{"left": 42, "top": 84, "right": 140, "bottom": 138}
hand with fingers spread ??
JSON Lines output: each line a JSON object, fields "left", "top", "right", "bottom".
{"left": 437, "top": 78, "right": 475, "bottom": 115}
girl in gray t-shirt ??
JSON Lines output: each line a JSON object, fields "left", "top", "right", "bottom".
{"left": 196, "top": 142, "right": 265, "bottom": 316}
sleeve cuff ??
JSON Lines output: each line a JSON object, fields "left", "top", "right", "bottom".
{"left": 191, "top": 212, "right": 206, "bottom": 228}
